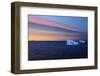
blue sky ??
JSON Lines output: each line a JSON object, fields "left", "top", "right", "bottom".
{"left": 34, "top": 15, "right": 88, "bottom": 33}
{"left": 28, "top": 15, "right": 88, "bottom": 41}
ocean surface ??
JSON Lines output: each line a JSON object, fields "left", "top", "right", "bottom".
{"left": 28, "top": 41, "right": 88, "bottom": 61}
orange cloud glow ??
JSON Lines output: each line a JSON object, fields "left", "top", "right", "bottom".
{"left": 28, "top": 34, "right": 81, "bottom": 41}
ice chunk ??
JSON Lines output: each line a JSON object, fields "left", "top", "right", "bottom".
{"left": 66, "top": 40, "right": 78, "bottom": 45}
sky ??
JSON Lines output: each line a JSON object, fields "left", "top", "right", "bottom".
{"left": 28, "top": 15, "right": 88, "bottom": 41}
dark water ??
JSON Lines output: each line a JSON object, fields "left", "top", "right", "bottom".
{"left": 28, "top": 41, "right": 88, "bottom": 61}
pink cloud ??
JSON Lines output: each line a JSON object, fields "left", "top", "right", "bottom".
{"left": 28, "top": 15, "right": 81, "bottom": 32}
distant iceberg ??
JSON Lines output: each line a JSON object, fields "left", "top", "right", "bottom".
{"left": 79, "top": 40, "right": 86, "bottom": 43}
{"left": 66, "top": 40, "right": 78, "bottom": 45}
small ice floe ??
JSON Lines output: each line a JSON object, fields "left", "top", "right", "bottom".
{"left": 66, "top": 40, "right": 79, "bottom": 45}
{"left": 79, "top": 40, "right": 86, "bottom": 43}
